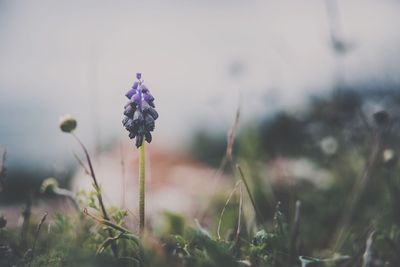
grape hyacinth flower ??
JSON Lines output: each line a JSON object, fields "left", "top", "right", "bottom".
{"left": 123, "top": 73, "right": 158, "bottom": 234}
{"left": 123, "top": 73, "right": 158, "bottom": 148}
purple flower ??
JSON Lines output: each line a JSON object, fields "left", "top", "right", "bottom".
{"left": 122, "top": 73, "right": 158, "bottom": 148}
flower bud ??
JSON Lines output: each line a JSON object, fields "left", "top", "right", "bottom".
{"left": 59, "top": 115, "right": 77, "bottom": 133}
{"left": 40, "top": 177, "right": 59, "bottom": 194}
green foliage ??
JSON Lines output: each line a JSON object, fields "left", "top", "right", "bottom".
{"left": 3, "top": 88, "right": 400, "bottom": 266}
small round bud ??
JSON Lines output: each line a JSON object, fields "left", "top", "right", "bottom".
{"left": 136, "top": 73, "right": 142, "bottom": 80}
{"left": 40, "top": 177, "right": 59, "bottom": 194}
{"left": 59, "top": 115, "right": 77, "bottom": 133}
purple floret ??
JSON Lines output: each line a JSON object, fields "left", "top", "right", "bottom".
{"left": 125, "top": 89, "right": 136, "bottom": 99}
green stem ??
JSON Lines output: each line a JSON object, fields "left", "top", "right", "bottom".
{"left": 139, "top": 141, "right": 146, "bottom": 234}
{"left": 236, "top": 164, "right": 264, "bottom": 223}
{"left": 71, "top": 133, "right": 117, "bottom": 257}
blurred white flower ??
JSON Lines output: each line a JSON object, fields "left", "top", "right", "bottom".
{"left": 320, "top": 136, "right": 338, "bottom": 155}
{"left": 383, "top": 149, "right": 395, "bottom": 164}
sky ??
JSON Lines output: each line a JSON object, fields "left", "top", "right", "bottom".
{"left": 1, "top": 0, "right": 400, "bottom": 169}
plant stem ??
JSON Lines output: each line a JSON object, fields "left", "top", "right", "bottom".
{"left": 29, "top": 212, "right": 48, "bottom": 267}
{"left": 139, "top": 141, "right": 146, "bottom": 234}
{"left": 71, "top": 133, "right": 118, "bottom": 257}
{"left": 331, "top": 130, "right": 382, "bottom": 251}
{"left": 289, "top": 201, "right": 301, "bottom": 264}
{"left": 236, "top": 164, "right": 264, "bottom": 223}
{"left": 20, "top": 192, "right": 32, "bottom": 245}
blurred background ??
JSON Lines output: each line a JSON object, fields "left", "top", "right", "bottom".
{"left": 2, "top": 1, "right": 400, "bottom": 265}
{"left": 1, "top": 0, "right": 400, "bottom": 225}
{"left": 1, "top": 0, "right": 399, "bottom": 164}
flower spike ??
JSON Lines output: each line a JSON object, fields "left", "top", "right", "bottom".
{"left": 122, "top": 73, "right": 158, "bottom": 148}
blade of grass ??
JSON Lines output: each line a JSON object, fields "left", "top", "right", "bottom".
{"left": 236, "top": 164, "right": 264, "bottom": 223}
{"left": 217, "top": 181, "right": 242, "bottom": 240}
{"left": 235, "top": 183, "right": 243, "bottom": 244}
{"left": 72, "top": 133, "right": 118, "bottom": 257}
{"left": 29, "top": 212, "right": 48, "bottom": 267}
{"left": 362, "top": 231, "right": 375, "bottom": 267}
{"left": 332, "top": 130, "right": 382, "bottom": 251}
{"left": 289, "top": 201, "right": 301, "bottom": 264}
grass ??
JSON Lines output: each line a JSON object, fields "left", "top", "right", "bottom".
{"left": 1, "top": 89, "right": 400, "bottom": 266}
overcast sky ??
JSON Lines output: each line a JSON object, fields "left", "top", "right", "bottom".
{"left": 1, "top": 0, "right": 400, "bottom": 168}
